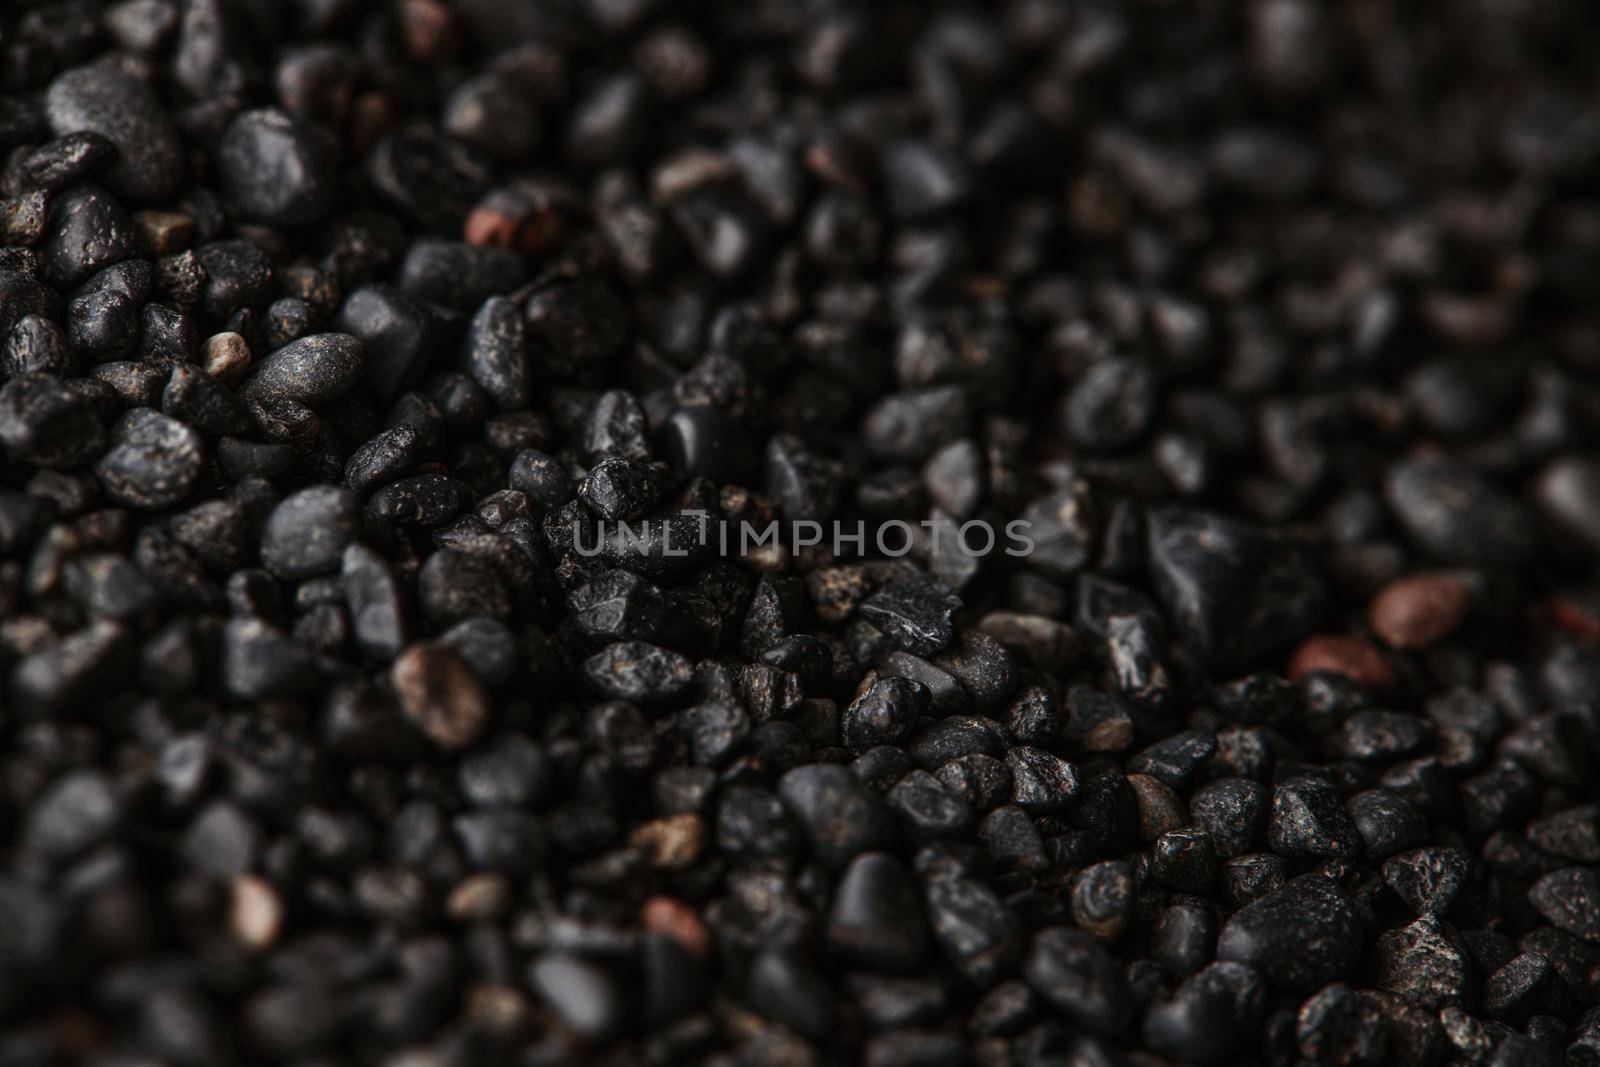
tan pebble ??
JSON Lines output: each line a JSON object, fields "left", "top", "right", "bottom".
{"left": 133, "top": 209, "right": 194, "bottom": 254}
{"left": 231, "top": 874, "right": 283, "bottom": 950}
{"left": 446, "top": 872, "right": 511, "bottom": 922}
{"left": 1368, "top": 573, "right": 1470, "bottom": 650}
{"left": 390, "top": 641, "right": 489, "bottom": 749}
{"left": 1288, "top": 634, "right": 1396, "bottom": 692}
{"left": 640, "top": 895, "right": 712, "bottom": 959}
{"left": 467, "top": 983, "right": 528, "bottom": 1033}
{"left": 203, "top": 332, "right": 252, "bottom": 384}
{"left": 629, "top": 813, "right": 705, "bottom": 870}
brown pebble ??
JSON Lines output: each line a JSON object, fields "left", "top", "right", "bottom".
{"left": 641, "top": 895, "right": 712, "bottom": 959}
{"left": 132, "top": 210, "right": 194, "bottom": 254}
{"left": 1288, "top": 634, "right": 1397, "bottom": 692}
{"left": 464, "top": 205, "right": 521, "bottom": 249}
{"left": 1127, "top": 773, "right": 1187, "bottom": 843}
{"left": 1368, "top": 573, "right": 1470, "bottom": 649}
{"left": 203, "top": 332, "right": 252, "bottom": 384}
{"left": 629, "top": 813, "right": 705, "bottom": 870}
{"left": 230, "top": 874, "right": 284, "bottom": 951}
{"left": 390, "top": 641, "right": 489, "bottom": 749}
{"left": 1548, "top": 596, "right": 1600, "bottom": 644}
{"left": 398, "top": 0, "right": 457, "bottom": 63}
{"left": 467, "top": 983, "right": 529, "bottom": 1034}
{"left": 348, "top": 91, "right": 394, "bottom": 154}
{"left": 976, "top": 611, "right": 1081, "bottom": 672}
{"left": 446, "top": 872, "right": 511, "bottom": 922}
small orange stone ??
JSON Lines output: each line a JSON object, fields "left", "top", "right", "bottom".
{"left": 641, "top": 895, "right": 712, "bottom": 959}
{"left": 1368, "top": 574, "right": 1470, "bottom": 650}
{"left": 1288, "top": 634, "right": 1396, "bottom": 692}
{"left": 463, "top": 206, "right": 520, "bottom": 248}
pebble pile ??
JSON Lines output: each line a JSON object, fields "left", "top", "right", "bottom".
{"left": 1, "top": 2, "right": 1599, "bottom": 1066}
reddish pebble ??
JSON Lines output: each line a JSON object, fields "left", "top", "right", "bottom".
{"left": 398, "top": 0, "right": 457, "bottom": 63}
{"left": 464, "top": 206, "right": 520, "bottom": 248}
{"left": 641, "top": 895, "right": 712, "bottom": 959}
{"left": 1549, "top": 597, "right": 1600, "bottom": 644}
{"left": 1288, "top": 634, "right": 1396, "bottom": 692}
{"left": 1368, "top": 574, "right": 1470, "bottom": 650}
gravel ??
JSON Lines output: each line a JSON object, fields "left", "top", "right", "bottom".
{"left": 0, "top": 2, "right": 1596, "bottom": 1065}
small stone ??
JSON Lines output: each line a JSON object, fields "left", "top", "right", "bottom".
{"left": 581, "top": 456, "right": 664, "bottom": 520}
{"left": 1063, "top": 357, "right": 1157, "bottom": 451}
{"left": 3, "top": 314, "right": 73, "bottom": 378}
{"left": 464, "top": 295, "right": 532, "bottom": 410}
{"left": 860, "top": 572, "right": 963, "bottom": 655}
{"left": 25, "top": 770, "right": 118, "bottom": 861}
{"left": 1152, "top": 827, "right": 1219, "bottom": 893}
{"left": 37, "top": 185, "right": 137, "bottom": 288}
{"left": 446, "top": 872, "right": 511, "bottom": 922}
{"left": 197, "top": 333, "right": 252, "bottom": 386}
{"left": 337, "top": 284, "right": 442, "bottom": 403}
{"left": 260, "top": 486, "right": 362, "bottom": 580}
{"left": 1143, "top": 962, "right": 1264, "bottom": 1065}
{"left": 1269, "top": 775, "right": 1363, "bottom": 859}
{"left": 1129, "top": 729, "right": 1217, "bottom": 790}
{"left": 1484, "top": 952, "right": 1557, "bottom": 1021}
{"left": 1072, "top": 860, "right": 1135, "bottom": 941}
{"left": 133, "top": 210, "right": 195, "bottom": 254}
{"left": 1190, "top": 778, "right": 1267, "bottom": 859}
{"left": 976, "top": 612, "right": 1080, "bottom": 673}
{"left": 882, "top": 139, "right": 971, "bottom": 219}
{"left": 221, "top": 618, "right": 319, "bottom": 699}
{"left": 0, "top": 374, "right": 104, "bottom": 467}
{"left": 1216, "top": 874, "right": 1363, "bottom": 991}
{"left": 230, "top": 875, "right": 284, "bottom": 951}
{"left": 1539, "top": 457, "right": 1600, "bottom": 551}
{"left": 924, "top": 875, "right": 1023, "bottom": 986}
{"left": 582, "top": 641, "right": 693, "bottom": 706}
{"left": 196, "top": 239, "right": 273, "bottom": 321}
{"left": 162, "top": 365, "right": 253, "bottom": 434}
{"left": 528, "top": 954, "right": 620, "bottom": 1040}
{"left": 1288, "top": 634, "right": 1396, "bottom": 692}
{"left": 1004, "top": 746, "right": 1080, "bottom": 812}
{"left": 745, "top": 949, "right": 834, "bottom": 1040}
{"left": 641, "top": 895, "right": 712, "bottom": 959}
{"left": 1528, "top": 867, "right": 1600, "bottom": 942}
{"left": 390, "top": 641, "right": 490, "bottom": 749}
{"left": 1295, "top": 984, "right": 1390, "bottom": 1067}
{"left": 44, "top": 64, "right": 184, "bottom": 202}
{"left": 778, "top": 763, "right": 899, "bottom": 869}
{"left": 1347, "top": 788, "right": 1428, "bottom": 859}
{"left": 630, "top": 813, "right": 705, "bottom": 870}
{"left": 1023, "top": 927, "right": 1132, "bottom": 1035}
{"left": 842, "top": 677, "right": 930, "bottom": 754}
{"left": 95, "top": 408, "right": 203, "bottom": 510}
{"left": 1384, "top": 456, "right": 1534, "bottom": 565}
{"left": 1382, "top": 847, "right": 1469, "bottom": 917}
{"left": 827, "top": 851, "right": 928, "bottom": 972}
{"left": 1369, "top": 573, "right": 1471, "bottom": 650}
{"left": 1372, "top": 916, "right": 1472, "bottom": 1009}
{"left": 239, "top": 333, "right": 365, "bottom": 406}
{"left": 219, "top": 108, "right": 338, "bottom": 225}
{"left": 341, "top": 543, "right": 406, "bottom": 660}
{"left": 887, "top": 769, "right": 977, "bottom": 841}
{"left": 1146, "top": 506, "right": 1326, "bottom": 670}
